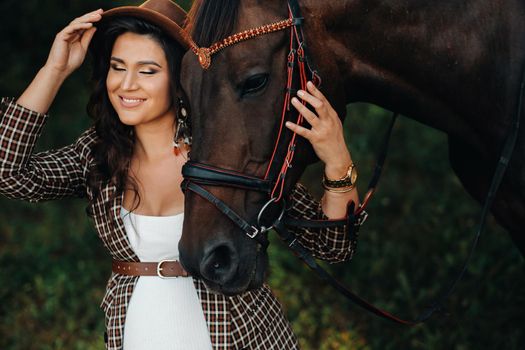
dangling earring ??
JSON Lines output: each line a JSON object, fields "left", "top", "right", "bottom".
{"left": 173, "top": 97, "right": 192, "bottom": 156}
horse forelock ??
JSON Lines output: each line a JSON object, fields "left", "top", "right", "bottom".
{"left": 186, "top": 0, "right": 241, "bottom": 47}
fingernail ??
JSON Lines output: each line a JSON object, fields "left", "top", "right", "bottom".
{"left": 291, "top": 97, "right": 299, "bottom": 104}
{"left": 307, "top": 81, "right": 315, "bottom": 89}
{"left": 297, "top": 90, "right": 304, "bottom": 97}
{"left": 285, "top": 121, "right": 292, "bottom": 127}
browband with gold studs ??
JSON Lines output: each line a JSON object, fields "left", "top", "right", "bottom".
{"left": 190, "top": 18, "right": 294, "bottom": 70}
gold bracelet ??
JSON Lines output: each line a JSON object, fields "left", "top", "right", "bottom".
{"left": 322, "top": 163, "right": 358, "bottom": 189}
{"left": 322, "top": 182, "right": 356, "bottom": 193}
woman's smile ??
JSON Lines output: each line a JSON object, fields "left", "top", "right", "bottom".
{"left": 119, "top": 95, "right": 147, "bottom": 109}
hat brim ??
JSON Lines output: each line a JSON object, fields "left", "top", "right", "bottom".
{"left": 99, "top": 7, "right": 192, "bottom": 50}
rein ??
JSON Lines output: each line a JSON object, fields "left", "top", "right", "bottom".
{"left": 182, "top": 0, "right": 522, "bottom": 325}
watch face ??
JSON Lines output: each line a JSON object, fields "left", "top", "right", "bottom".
{"left": 350, "top": 166, "right": 358, "bottom": 184}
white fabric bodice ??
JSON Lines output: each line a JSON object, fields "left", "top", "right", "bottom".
{"left": 120, "top": 207, "right": 212, "bottom": 350}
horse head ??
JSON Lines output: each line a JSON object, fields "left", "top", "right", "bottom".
{"left": 178, "top": 0, "right": 525, "bottom": 294}
{"left": 178, "top": 0, "right": 346, "bottom": 295}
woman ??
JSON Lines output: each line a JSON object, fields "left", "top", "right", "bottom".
{"left": 0, "top": 0, "right": 364, "bottom": 349}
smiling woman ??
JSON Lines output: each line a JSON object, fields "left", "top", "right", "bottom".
{"left": 0, "top": 1, "right": 211, "bottom": 348}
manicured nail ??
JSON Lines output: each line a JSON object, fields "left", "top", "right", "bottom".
{"left": 291, "top": 97, "right": 299, "bottom": 104}
{"left": 307, "top": 81, "right": 315, "bottom": 89}
{"left": 285, "top": 121, "right": 292, "bottom": 127}
{"left": 297, "top": 90, "right": 305, "bottom": 97}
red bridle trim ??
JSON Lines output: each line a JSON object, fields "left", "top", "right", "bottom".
{"left": 267, "top": 16, "right": 310, "bottom": 201}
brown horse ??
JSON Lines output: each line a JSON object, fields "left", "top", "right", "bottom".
{"left": 178, "top": 0, "right": 525, "bottom": 295}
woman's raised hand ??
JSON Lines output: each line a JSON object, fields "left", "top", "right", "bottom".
{"left": 287, "top": 82, "right": 360, "bottom": 218}
{"left": 44, "top": 9, "right": 103, "bottom": 78}
{"left": 16, "top": 9, "right": 103, "bottom": 114}
{"left": 286, "top": 81, "right": 352, "bottom": 180}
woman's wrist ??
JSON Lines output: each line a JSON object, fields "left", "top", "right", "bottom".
{"left": 16, "top": 66, "right": 67, "bottom": 114}
{"left": 324, "top": 163, "right": 350, "bottom": 180}
{"left": 41, "top": 64, "right": 69, "bottom": 84}
{"left": 324, "top": 153, "right": 352, "bottom": 180}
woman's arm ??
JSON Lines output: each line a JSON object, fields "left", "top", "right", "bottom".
{"left": 284, "top": 81, "right": 365, "bottom": 262}
{"left": 0, "top": 98, "right": 97, "bottom": 202}
{"left": 286, "top": 183, "right": 364, "bottom": 262}
{"left": 17, "top": 9, "right": 102, "bottom": 113}
{"left": 0, "top": 9, "right": 102, "bottom": 202}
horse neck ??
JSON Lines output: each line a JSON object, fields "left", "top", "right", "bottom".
{"left": 301, "top": 0, "right": 525, "bottom": 139}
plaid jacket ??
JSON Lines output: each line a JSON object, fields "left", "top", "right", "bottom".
{"left": 0, "top": 97, "right": 365, "bottom": 349}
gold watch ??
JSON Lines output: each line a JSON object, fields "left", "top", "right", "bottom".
{"left": 322, "top": 163, "right": 358, "bottom": 191}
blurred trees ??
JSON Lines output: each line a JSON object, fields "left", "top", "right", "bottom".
{"left": 0, "top": 1, "right": 523, "bottom": 349}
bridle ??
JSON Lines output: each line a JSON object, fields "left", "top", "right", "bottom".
{"left": 182, "top": 0, "right": 336, "bottom": 245}
{"left": 181, "top": 0, "right": 523, "bottom": 326}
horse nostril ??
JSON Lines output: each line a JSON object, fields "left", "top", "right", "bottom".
{"left": 200, "top": 242, "right": 239, "bottom": 284}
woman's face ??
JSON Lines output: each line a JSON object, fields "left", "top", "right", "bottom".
{"left": 106, "top": 32, "right": 173, "bottom": 127}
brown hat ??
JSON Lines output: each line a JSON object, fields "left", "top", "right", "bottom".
{"left": 99, "top": 0, "right": 192, "bottom": 49}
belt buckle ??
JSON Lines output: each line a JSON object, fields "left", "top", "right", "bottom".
{"left": 157, "top": 259, "right": 179, "bottom": 279}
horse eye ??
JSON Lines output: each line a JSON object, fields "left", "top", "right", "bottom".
{"left": 241, "top": 74, "right": 269, "bottom": 96}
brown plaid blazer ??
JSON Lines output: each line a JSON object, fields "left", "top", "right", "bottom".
{"left": 0, "top": 97, "right": 365, "bottom": 349}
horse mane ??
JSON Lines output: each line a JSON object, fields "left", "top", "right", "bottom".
{"left": 186, "top": 0, "right": 240, "bottom": 47}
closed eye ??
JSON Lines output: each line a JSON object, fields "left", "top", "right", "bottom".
{"left": 110, "top": 64, "right": 125, "bottom": 72}
{"left": 110, "top": 64, "right": 157, "bottom": 75}
{"left": 140, "top": 70, "right": 158, "bottom": 75}
{"left": 241, "top": 74, "right": 269, "bottom": 97}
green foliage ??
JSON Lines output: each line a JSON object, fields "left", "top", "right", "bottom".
{"left": 1, "top": 1, "right": 524, "bottom": 350}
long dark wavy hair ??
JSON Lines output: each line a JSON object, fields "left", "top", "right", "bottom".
{"left": 86, "top": 16, "right": 184, "bottom": 214}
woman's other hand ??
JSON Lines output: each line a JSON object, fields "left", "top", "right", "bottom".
{"left": 286, "top": 81, "right": 352, "bottom": 180}
{"left": 286, "top": 81, "right": 359, "bottom": 218}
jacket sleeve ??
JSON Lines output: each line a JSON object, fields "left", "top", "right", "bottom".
{"left": 285, "top": 182, "right": 367, "bottom": 263}
{"left": 0, "top": 97, "right": 96, "bottom": 202}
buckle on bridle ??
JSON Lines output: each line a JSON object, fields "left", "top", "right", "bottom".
{"left": 247, "top": 226, "right": 262, "bottom": 239}
{"left": 248, "top": 224, "right": 275, "bottom": 239}
{"left": 245, "top": 198, "right": 287, "bottom": 239}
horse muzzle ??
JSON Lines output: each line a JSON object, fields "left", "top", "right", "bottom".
{"left": 180, "top": 234, "right": 268, "bottom": 295}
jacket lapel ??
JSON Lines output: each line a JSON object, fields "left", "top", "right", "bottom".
{"left": 103, "top": 184, "right": 139, "bottom": 262}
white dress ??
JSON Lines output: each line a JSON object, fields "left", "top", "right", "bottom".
{"left": 120, "top": 207, "right": 213, "bottom": 350}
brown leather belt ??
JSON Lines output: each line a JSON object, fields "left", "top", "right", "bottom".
{"left": 112, "top": 260, "right": 189, "bottom": 278}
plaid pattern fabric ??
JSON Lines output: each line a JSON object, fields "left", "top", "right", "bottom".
{"left": 0, "top": 98, "right": 364, "bottom": 349}
{"left": 229, "top": 285, "right": 298, "bottom": 349}
{"left": 0, "top": 97, "right": 86, "bottom": 201}
{"left": 287, "top": 183, "right": 367, "bottom": 263}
